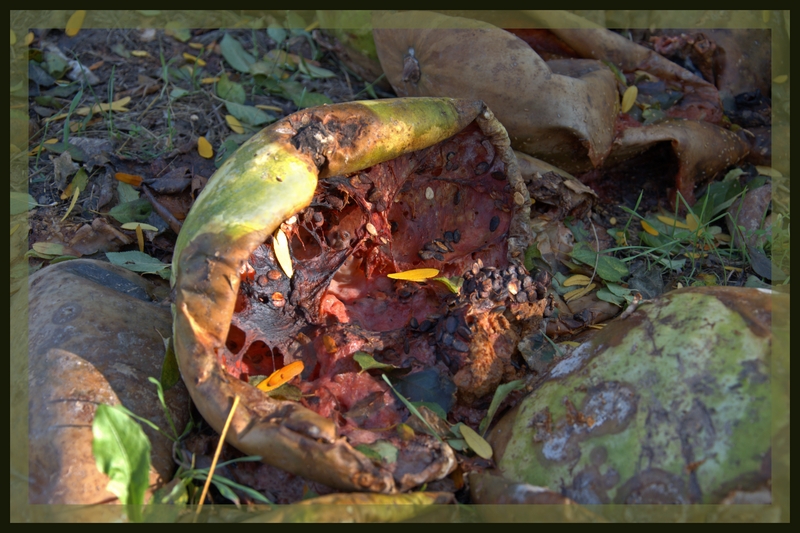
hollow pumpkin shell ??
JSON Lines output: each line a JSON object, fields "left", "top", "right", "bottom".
{"left": 172, "top": 97, "right": 528, "bottom": 492}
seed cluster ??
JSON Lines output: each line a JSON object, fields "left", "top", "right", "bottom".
{"left": 418, "top": 229, "right": 461, "bottom": 261}
{"left": 405, "top": 260, "right": 551, "bottom": 373}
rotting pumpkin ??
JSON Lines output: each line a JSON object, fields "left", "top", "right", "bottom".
{"left": 171, "top": 98, "right": 533, "bottom": 493}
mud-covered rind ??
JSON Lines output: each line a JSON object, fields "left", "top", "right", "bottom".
{"left": 490, "top": 286, "right": 775, "bottom": 504}
{"left": 172, "top": 97, "right": 525, "bottom": 492}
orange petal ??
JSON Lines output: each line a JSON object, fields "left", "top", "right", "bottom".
{"left": 257, "top": 361, "right": 304, "bottom": 392}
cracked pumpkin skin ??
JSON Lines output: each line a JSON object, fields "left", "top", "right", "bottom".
{"left": 171, "top": 98, "right": 533, "bottom": 493}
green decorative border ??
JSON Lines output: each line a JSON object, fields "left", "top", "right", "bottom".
{"left": 10, "top": 10, "right": 789, "bottom": 523}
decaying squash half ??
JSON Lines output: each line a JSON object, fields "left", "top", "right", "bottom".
{"left": 171, "top": 97, "right": 535, "bottom": 493}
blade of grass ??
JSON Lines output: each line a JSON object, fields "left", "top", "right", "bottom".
{"left": 381, "top": 374, "right": 444, "bottom": 444}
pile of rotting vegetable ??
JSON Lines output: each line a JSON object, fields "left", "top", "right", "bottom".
{"left": 172, "top": 97, "right": 554, "bottom": 496}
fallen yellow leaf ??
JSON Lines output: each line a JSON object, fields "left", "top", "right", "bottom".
{"left": 197, "top": 136, "right": 213, "bottom": 159}
{"left": 182, "top": 52, "right": 206, "bottom": 66}
{"left": 656, "top": 215, "right": 691, "bottom": 230}
{"left": 60, "top": 186, "right": 80, "bottom": 222}
{"left": 274, "top": 228, "right": 294, "bottom": 278}
{"left": 714, "top": 233, "right": 732, "bottom": 243}
{"left": 755, "top": 165, "right": 782, "bottom": 178}
{"left": 641, "top": 220, "right": 659, "bottom": 236}
{"left": 65, "top": 10, "right": 86, "bottom": 37}
{"left": 135, "top": 224, "right": 145, "bottom": 252}
{"left": 121, "top": 222, "right": 159, "bottom": 232}
{"left": 225, "top": 114, "right": 244, "bottom": 134}
{"left": 25, "top": 32, "right": 34, "bottom": 46}
{"left": 564, "top": 283, "right": 596, "bottom": 302}
{"left": 10, "top": 29, "right": 16, "bottom": 45}
{"left": 257, "top": 361, "right": 305, "bottom": 392}
{"left": 387, "top": 268, "right": 440, "bottom": 282}
{"left": 200, "top": 76, "right": 220, "bottom": 84}
{"left": 621, "top": 85, "right": 638, "bottom": 113}
{"left": 685, "top": 213, "right": 700, "bottom": 232}
{"left": 114, "top": 172, "right": 143, "bottom": 186}
{"left": 188, "top": 42, "right": 204, "bottom": 50}
{"left": 773, "top": 74, "right": 788, "bottom": 84}
{"left": 131, "top": 50, "right": 149, "bottom": 57}
{"left": 563, "top": 274, "right": 592, "bottom": 287}
{"left": 256, "top": 104, "right": 284, "bottom": 113}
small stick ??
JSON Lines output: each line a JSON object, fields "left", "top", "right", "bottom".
{"left": 141, "top": 184, "right": 183, "bottom": 235}
{"left": 619, "top": 292, "right": 646, "bottom": 320}
{"left": 194, "top": 395, "right": 240, "bottom": 521}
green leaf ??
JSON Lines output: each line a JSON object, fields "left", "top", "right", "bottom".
{"left": 382, "top": 374, "right": 444, "bottom": 444}
{"left": 92, "top": 404, "right": 151, "bottom": 520}
{"left": 297, "top": 59, "right": 335, "bottom": 79}
{"left": 459, "top": 423, "right": 493, "bottom": 459}
{"left": 159, "top": 337, "right": 181, "bottom": 391}
{"left": 267, "top": 24, "right": 287, "bottom": 44}
{"left": 523, "top": 244, "right": 541, "bottom": 272}
{"left": 478, "top": 379, "right": 525, "bottom": 435}
{"left": 278, "top": 80, "right": 332, "bottom": 109}
{"left": 43, "top": 141, "right": 87, "bottom": 162}
{"left": 117, "top": 181, "right": 140, "bottom": 203}
{"left": 219, "top": 33, "right": 256, "bottom": 73}
{"left": 106, "top": 251, "right": 170, "bottom": 276}
{"left": 10, "top": 191, "right": 37, "bottom": 215}
{"left": 169, "top": 88, "right": 189, "bottom": 100}
{"left": 216, "top": 73, "right": 246, "bottom": 105}
{"left": 604, "top": 282, "right": 631, "bottom": 297}
{"left": 433, "top": 276, "right": 463, "bottom": 294}
{"left": 224, "top": 101, "right": 274, "bottom": 126}
{"left": 393, "top": 368, "right": 456, "bottom": 414}
{"left": 642, "top": 107, "right": 667, "bottom": 125}
{"left": 570, "top": 241, "right": 629, "bottom": 283}
{"left": 109, "top": 198, "right": 152, "bottom": 224}
{"left": 355, "top": 441, "right": 398, "bottom": 464}
{"left": 265, "top": 382, "right": 302, "bottom": 401}
{"left": 353, "top": 351, "right": 397, "bottom": 373}
{"left": 447, "top": 438, "right": 468, "bottom": 451}
{"left": 44, "top": 49, "right": 69, "bottom": 78}
{"left": 410, "top": 401, "right": 447, "bottom": 421}
{"left": 596, "top": 287, "right": 626, "bottom": 307}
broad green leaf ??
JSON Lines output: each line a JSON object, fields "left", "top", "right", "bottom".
{"left": 43, "top": 141, "right": 87, "bottom": 162}
{"left": 169, "top": 88, "right": 189, "bottom": 100}
{"left": 10, "top": 191, "right": 37, "bottom": 214}
{"left": 109, "top": 198, "right": 152, "bottom": 224}
{"left": 382, "top": 374, "right": 444, "bottom": 444}
{"left": 32, "top": 242, "right": 66, "bottom": 256}
{"left": 393, "top": 368, "right": 456, "bottom": 414}
{"left": 297, "top": 59, "right": 335, "bottom": 78}
{"left": 353, "top": 351, "right": 397, "bottom": 373}
{"left": 447, "top": 438, "right": 468, "bottom": 451}
{"left": 478, "top": 379, "right": 525, "bottom": 435}
{"left": 265, "top": 382, "right": 302, "bottom": 401}
{"left": 92, "top": 404, "right": 151, "bottom": 518}
{"left": 267, "top": 24, "right": 287, "bottom": 44}
{"left": 570, "top": 242, "right": 628, "bottom": 283}
{"left": 460, "top": 423, "right": 493, "bottom": 459}
{"left": 596, "top": 287, "right": 626, "bottom": 307}
{"left": 219, "top": 33, "right": 255, "bottom": 73}
{"left": 106, "top": 250, "right": 170, "bottom": 276}
{"left": 355, "top": 441, "right": 398, "bottom": 464}
{"left": 278, "top": 80, "right": 332, "bottom": 108}
{"left": 118, "top": 181, "right": 140, "bottom": 203}
{"left": 159, "top": 337, "right": 181, "bottom": 391}
{"left": 225, "top": 101, "right": 274, "bottom": 126}
{"left": 216, "top": 73, "right": 246, "bottom": 105}
{"left": 44, "top": 49, "right": 69, "bottom": 78}
{"left": 604, "top": 282, "right": 632, "bottom": 297}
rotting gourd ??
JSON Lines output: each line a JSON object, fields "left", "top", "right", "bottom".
{"left": 171, "top": 97, "right": 531, "bottom": 493}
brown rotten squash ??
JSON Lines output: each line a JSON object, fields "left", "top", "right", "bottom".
{"left": 171, "top": 98, "right": 534, "bottom": 493}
